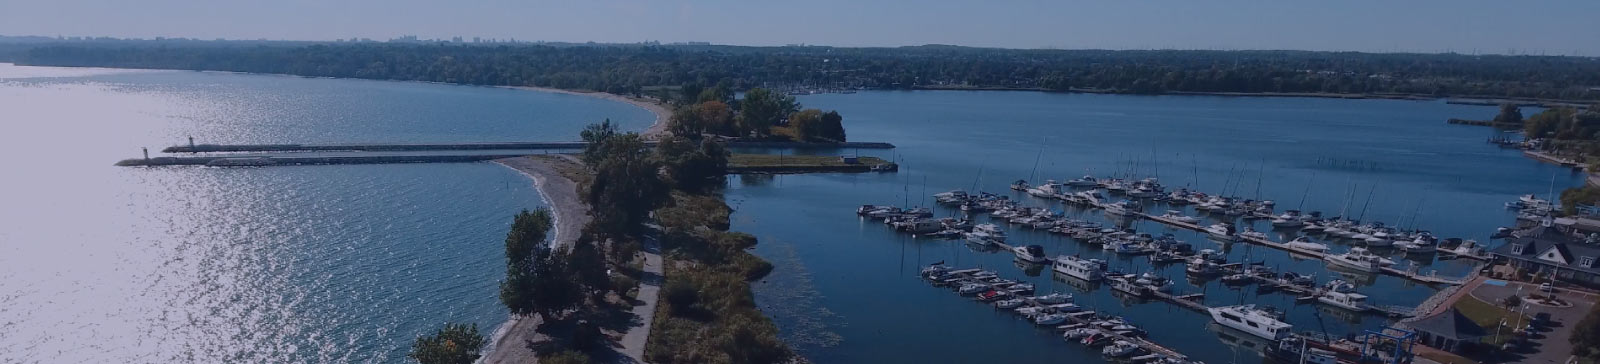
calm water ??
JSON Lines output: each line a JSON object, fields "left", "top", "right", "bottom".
{"left": 735, "top": 91, "right": 1582, "bottom": 364}
{"left": 0, "top": 64, "right": 650, "bottom": 363}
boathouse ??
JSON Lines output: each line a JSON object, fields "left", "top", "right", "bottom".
{"left": 1490, "top": 226, "right": 1600, "bottom": 287}
{"left": 1406, "top": 309, "right": 1487, "bottom": 352}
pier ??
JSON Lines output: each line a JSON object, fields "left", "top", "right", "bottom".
{"left": 161, "top": 140, "right": 897, "bottom": 153}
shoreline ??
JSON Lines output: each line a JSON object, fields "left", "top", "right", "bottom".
{"left": 484, "top": 155, "right": 592, "bottom": 364}
{"left": 498, "top": 85, "right": 672, "bottom": 139}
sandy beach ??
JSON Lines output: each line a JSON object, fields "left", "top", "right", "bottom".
{"left": 484, "top": 155, "right": 591, "bottom": 364}
{"left": 499, "top": 86, "right": 673, "bottom": 140}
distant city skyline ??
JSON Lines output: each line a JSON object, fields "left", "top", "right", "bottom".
{"left": 3, "top": 0, "right": 1598, "bottom": 56}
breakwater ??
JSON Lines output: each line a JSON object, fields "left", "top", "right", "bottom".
{"left": 163, "top": 141, "right": 896, "bottom": 153}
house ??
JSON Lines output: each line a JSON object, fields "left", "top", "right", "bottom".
{"left": 1489, "top": 225, "right": 1600, "bottom": 286}
{"left": 1406, "top": 309, "right": 1487, "bottom": 352}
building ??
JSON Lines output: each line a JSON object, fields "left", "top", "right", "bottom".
{"left": 1406, "top": 309, "right": 1487, "bottom": 352}
{"left": 1489, "top": 225, "right": 1600, "bottom": 287}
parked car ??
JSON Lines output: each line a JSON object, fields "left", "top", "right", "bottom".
{"left": 1539, "top": 283, "right": 1554, "bottom": 293}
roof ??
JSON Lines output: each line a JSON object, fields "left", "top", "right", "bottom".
{"left": 1407, "top": 309, "right": 1487, "bottom": 341}
{"left": 1490, "top": 227, "right": 1600, "bottom": 275}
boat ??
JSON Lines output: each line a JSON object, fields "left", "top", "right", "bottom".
{"left": 1135, "top": 273, "right": 1174, "bottom": 292}
{"left": 1324, "top": 247, "right": 1385, "bottom": 273}
{"left": 957, "top": 283, "right": 992, "bottom": 295}
{"left": 1208, "top": 304, "right": 1292, "bottom": 341}
{"left": 933, "top": 190, "right": 970, "bottom": 205}
{"left": 972, "top": 223, "right": 1007, "bottom": 241}
{"left": 1316, "top": 280, "right": 1370, "bottom": 311}
{"left": 1205, "top": 223, "right": 1238, "bottom": 241}
{"left": 1052, "top": 255, "right": 1108, "bottom": 281}
{"left": 1065, "top": 175, "right": 1099, "bottom": 187}
{"left": 1113, "top": 240, "right": 1156, "bottom": 255}
{"left": 1239, "top": 228, "right": 1268, "bottom": 241}
{"left": 1221, "top": 274, "right": 1254, "bottom": 285}
{"left": 1032, "top": 292, "right": 1073, "bottom": 304}
{"left": 1160, "top": 210, "right": 1200, "bottom": 224}
{"left": 1186, "top": 257, "right": 1221, "bottom": 276}
{"left": 1034, "top": 313, "right": 1069, "bottom": 325}
{"left": 1450, "top": 239, "right": 1485, "bottom": 257}
{"left": 1108, "top": 275, "right": 1149, "bottom": 297}
{"left": 856, "top": 204, "right": 896, "bottom": 215}
{"left": 1010, "top": 179, "right": 1030, "bottom": 191}
{"left": 1064, "top": 328, "right": 1096, "bottom": 340}
{"left": 1027, "top": 180, "right": 1067, "bottom": 199}
{"left": 1013, "top": 244, "right": 1048, "bottom": 263}
{"left": 994, "top": 298, "right": 1025, "bottom": 309}
{"left": 1397, "top": 233, "right": 1438, "bottom": 254}
{"left": 1149, "top": 251, "right": 1184, "bottom": 264}
{"left": 893, "top": 219, "right": 944, "bottom": 234}
{"left": 1104, "top": 200, "right": 1141, "bottom": 216}
{"left": 976, "top": 289, "right": 1011, "bottom": 302}
{"left": 1102, "top": 340, "right": 1141, "bottom": 357}
{"left": 1285, "top": 236, "right": 1330, "bottom": 252}
{"left": 965, "top": 231, "right": 1001, "bottom": 246}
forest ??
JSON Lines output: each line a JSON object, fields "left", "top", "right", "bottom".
{"left": 9, "top": 40, "right": 1600, "bottom": 100}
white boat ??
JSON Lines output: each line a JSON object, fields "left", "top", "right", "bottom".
{"left": 1324, "top": 247, "right": 1385, "bottom": 273}
{"left": 1064, "top": 328, "right": 1096, "bottom": 339}
{"left": 1013, "top": 244, "right": 1048, "bottom": 263}
{"left": 1028, "top": 180, "right": 1067, "bottom": 199}
{"left": 1102, "top": 340, "right": 1141, "bottom": 357}
{"left": 1104, "top": 200, "right": 1141, "bottom": 216}
{"left": 1205, "top": 223, "right": 1237, "bottom": 241}
{"left": 1053, "top": 255, "right": 1107, "bottom": 281}
{"left": 973, "top": 223, "right": 1007, "bottom": 241}
{"left": 1270, "top": 216, "right": 1304, "bottom": 228}
{"left": 1112, "top": 240, "right": 1155, "bottom": 255}
{"left": 964, "top": 231, "right": 1000, "bottom": 246}
{"left": 1136, "top": 273, "right": 1174, "bottom": 292}
{"left": 1316, "top": 280, "right": 1370, "bottom": 311}
{"left": 1108, "top": 275, "right": 1149, "bottom": 297}
{"left": 1397, "top": 233, "right": 1438, "bottom": 253}
{"left": 1035, "top": 313, "right": 1069, "bottom": 325}
{"left": 1208, "top": 304, "right": 1292, "bottom": 341}
{"left": 1285, "top": 236, "right": 1330, "bottom": 252}
{"left": 1450, "top": 239, "right": 1485, "bottom": 257}
{"left": 1010, "top": 179, "right": 1030, "bottom": 191}
{"left": 933, "top": 190, "right": 970, "bottom": 204}
{"left": 1161, "top": 210, "right": 1200, "bottom": 224}
{"left": 1031, "top": 292, "right": 1073, "bottom": 304}
{"left": 1239, "top": 228, "right": 1268, "bottom": 241}
{"left": 1065, "top": 175, "right": 1099, "bottom": 187}
{"left": 994, "top": 298, "right": 1025, "bottom": 309}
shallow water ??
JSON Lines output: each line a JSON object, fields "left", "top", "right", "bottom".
{"left": 0, "top": 64, "right": 649, "bottom": 363}
{"left": 735, "top": 90, "right": 1580, "bottom": 363}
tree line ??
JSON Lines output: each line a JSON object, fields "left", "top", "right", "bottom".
{"left": 14, "top": 41, "right": 1600, "bottom": 100}
{"left": 668, "top": 85, "right": 847, "bottom": 142}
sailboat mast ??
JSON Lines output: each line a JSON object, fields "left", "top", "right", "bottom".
{"left": 1298, "top": 172, "right": 1316, "bottom": 210}
{"left": 1357, "top": 185, "right": 1376, "bottom": 221}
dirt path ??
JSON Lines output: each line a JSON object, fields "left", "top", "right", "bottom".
{"left": 483, "top": 155, "right": 591, "bottom": 364}
{"left": 618, "top": 235, "right": 663, "bottom": 363}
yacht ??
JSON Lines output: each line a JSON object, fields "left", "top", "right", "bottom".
{"left": 1135, "top": 272, "right": 1174, "bottom": 292}
{"left": 994, "top": 298, "right": 1025, "bottom": 309}
{"left": 973, "top": 223, "right": 1007, "bottom": 241}
{"left": 933, "top": 190, "right": 970, "bottom": 205}
{"left": 1186, "top": 257, "right": 1221, "bottom": 276}
{"left": 1065, "top": 175, "right": 1099, "bottom": 187}
{"left": 1316, "top": 280, "right": 1370, "bottom": 312}
{"left": 1113, "top": 241, "right": 1155, "bottom": 255}
{"left": 1324, "top": 247, "right": 1385, "bottom": 273}
{"left": 1064, "top": 328, "right": 1096, "bottom": 340}
{"left": 1397, "top": 233, "right": 1438, "bottom": 254}
{"left": 1270, "top": 210, "right": 1305, "bottom": 228}
{"left": 1208, "top": 305, "right": 1292, "bottom": 341}
{"left": 1161, "top": 210, "right": 1200, "bottom": 224}
{"left": 1285, "top": 236, "right": 1330, "bottom": 252}
{"left": 1450, "top": 239, "right": 1485, "bottom": 257}
{"left": 1102, "top": 341, "right": 1141, "bottom": 357}
{"left": 1205, "top": 223, "right": 1238, "bottom": 241}
{"left": 1104, "top": 200, "right": 1141, "bottom": 217}
{"left": 1108, "top": 275, "right": 1150, "bottom": 297}
{"left": 1010, "top": 179, "right": 1031, "bottom": 191}
{"left": 965, "top": 231, "right": 1000, "bottom": 246}
{"left": 1034, "top": 313, "right": 1069, "bottom": 326}
{"left": 1053, "top": 255, "right": 1107, "bottom": 281}
{"left": 1013, "top": 244, "right": 1048, "bottom": 263}
{"left": 1239, "top": 228, "right": 1268, "bottom": 241}
{"left": 1028, "top": 180, "right": 1067, "bottom": 199}
{"left": 1032, "top": 292, "right": 1073, "bottom": 304}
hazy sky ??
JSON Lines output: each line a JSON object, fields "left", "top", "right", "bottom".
{"left": 3, "top": 0, "right": 1598, "bottom": 55}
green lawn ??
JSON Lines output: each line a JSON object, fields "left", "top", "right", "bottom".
{"left": 1452, "top": 295, "right": 1532, "bottom": 346}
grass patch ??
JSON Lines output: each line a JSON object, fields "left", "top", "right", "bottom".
{"left": 1417, "top": 349, "right": 1477, "bottom": 364}
{"left": 729, "top": 153, "right": 888, "bottom": 167}
{"left": 1453, "top": 295, "right": 1531, "bottom": 346}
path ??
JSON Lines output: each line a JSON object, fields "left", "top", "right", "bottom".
{"left": 483, "top": 155, "right": 591, "bottom": 364}
{"left": 617, "top": 233, "right": 664, "bottom": 363}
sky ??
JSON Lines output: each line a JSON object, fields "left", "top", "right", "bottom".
{"left": 2, "top": 0, "right": 1598, "bottom": 56}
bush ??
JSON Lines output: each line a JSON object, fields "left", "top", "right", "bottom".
{"left": 541, "top": 350, "right": 593, "bottom": 364}
{"left": 1503, "top": 295, "right": 1523, "bottom": 308}
{"left": 408, "top": 323, "right": 485, "bottom": 364}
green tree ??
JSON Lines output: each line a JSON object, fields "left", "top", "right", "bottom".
{"left": 579, "top": 118, "right": 619, "bottom": 166}
{"left": 788, "top": 109, "right": 823, "bottom": 141}
{"left": 1573, "top": 305, "right": 1600, "bottom": 359}
{"left": 542, "top": 350, "right": 593, "bottom": 364}
{"left": 818, "top": 110, "right": 846, "bottom": 142}
{"left": 408, "top": 323, "right": 485, "bottom": 364}
{"left": 503, "top": 209, "right": 553, "bottom": 268}
{"left": 737, "top": 88, "right": 797, "bottom": 138}
{"left": 584, "top": 131, "right": 669, "bottom": 240}
{"left": 1494, "top": 103, "right": 1524, "bottom": 124}
{"left": 1525, "top": 108, "right": 1567, "bottom": 138}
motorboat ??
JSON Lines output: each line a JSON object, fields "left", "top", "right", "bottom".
{"left": 1052, "top": 255, "right": 1108, "bottom": 281}
{"left": 1028, "top": 180, "right": 1067, "bottom": 199}
{"left": 1285, "top": 236, "right": 1330, "bottom": 252}
{"left": 994, "top": 298, "right": 1025, "bottom": 309}
{"left": 1064, "top": 328, "right": 1096, "bottom": 340}
{"left": 1208, "top": 304, "right": 1292, "bottom": 341}
{"left": 1186, "top": 257, "right": 1221, "bottom": 276}
{"left": 1113, "top": 240, "right": 1156, "bottom": 255}
{"left": 1135, "top": 273, "right": 1174, "bottom": 292}
{"left": 1102, "top": 340, "right": 1141, "bottom": 357}
{"left": 1324, "top": 247, "right": 1385, "bottom": 273}
{"left": 1316, "top": 280, "right": 1370, "bottom": 311}
{"left": 1397, "top": 233, "right": 1438, "bottom": 254}
{"left": 1161, "top": 210, "right": 1200, "bottom": 224}
{"left": 973, "top": 223, "right": 1007, "bottom": 241}
{"left": 1205, "top": 223, "right": 1238, "bottom": 241}
{"left": 933, "top": 190, "right": 970, "bottom": 205}
{"left": 1108, "top": 275, "right": 1150, "bottom": 297}
{"left": 893, "top": 219, "right": 944, "bottom": 234}
{"left": 1221, "top": 274, "right": 1254, "bottom": 285}
{"left": 1035, "top": 313, "right": 1069, "bottom": 326}
{"left": 1032, "top": 292, "right": 1073, "bottom": 304}
{"left": 1010, "top": 179, "right": 1030, "bottom": 191}
{"left": 1239, "top": 228, "right": 1268, "bottom": 241}
{"left": 1450, "top": 239, "right": 1485, "bottom": 257}
{"left": 1149, "top": 251, "right": 1184, "bottom": 264}
{"left": 964, "top": 231, "right": 1001, "bottom": 246}
{"left": 1065, "top": 175, "right": 1099, "bottom": 187}
{"left": 976, "top": 289, "right": 1011, "bottom": 302}
{"left": 1013, "top": 244, "right": 1048, "bottom": 264}
{"left": 1104, "top": 200, "right": 1141, "bottom": 217}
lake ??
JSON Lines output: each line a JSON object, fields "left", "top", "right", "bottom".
{"left": 0, "top": 64, "right": 651, "bottom": 363}
{"left": 734, "top": 90, "right": 1580, "bottom": 363}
